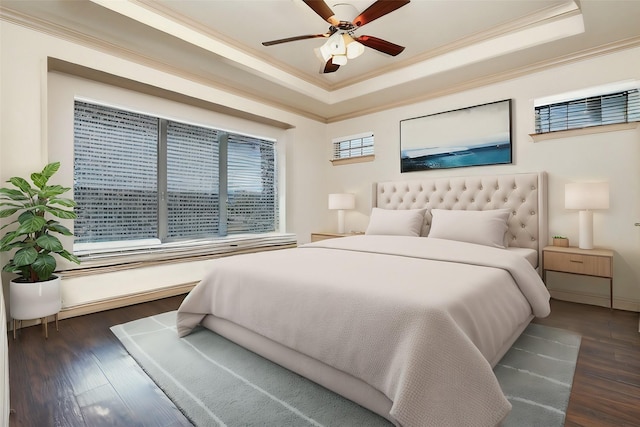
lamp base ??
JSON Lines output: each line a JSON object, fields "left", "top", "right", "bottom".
{"left": 578, "top": 210, "right": 594, "bottom": 249}
{"left": 337, "top": 210, "right": 346, "bottom": 234}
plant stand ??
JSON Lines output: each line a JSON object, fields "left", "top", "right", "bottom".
{"left": 10, "top": 276, "right": 62, "bottom": 340}
{"left": 12, "top": 314, "right": 59, "bottom": 340}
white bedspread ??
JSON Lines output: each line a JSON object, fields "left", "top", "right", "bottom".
{"left": 177, "top": 236, "right": 550, "bottom": 427}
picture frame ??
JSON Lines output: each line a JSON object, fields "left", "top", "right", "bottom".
{"left": 400, "top": 99, "right": 512, "bottom": 172}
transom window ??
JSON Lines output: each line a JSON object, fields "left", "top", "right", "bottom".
{"left": 534, "top": 86, "right": 639, "bottom": 134}
{"left": 332, "top": 132, "right": 374, "bottom": 161}
{"left": 73, "top": 101, "right": 278, "bottom": 253}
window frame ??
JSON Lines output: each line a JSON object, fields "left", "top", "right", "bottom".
{"left": 72, "top": 100, "right": 285, "bottom": 260}
{"left": 533, "top": 82, "right": 639, "bottom": 136}
{"left": 330, "top": 132, "right": 375, "bottom": 165}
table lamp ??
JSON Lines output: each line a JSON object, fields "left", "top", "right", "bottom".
{"left": 565, "top": 182, "right": 609, "bottom": 249}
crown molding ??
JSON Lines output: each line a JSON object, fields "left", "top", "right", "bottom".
{"left": 0, "top": 6, "right": 326, "bottom": 123}
{"left": 131, "top": 0, "right": 581, "bottom": 93}
{"left": 134, "top": 0, "right": 332, "bottom": 91}
{"left": 47, "top": 58, "right": 297, "bottom": 130}
{"left": 331, "top": 0, "right": 582, "bottom": 90}
{"left": 85, "top": 0, "right": 586, "bottom": 103}
{"left": 326, "top": 36, "right": 640, "bottom": 123}
{"left": 2, "top": 5, "right": 638, "bottom": 124}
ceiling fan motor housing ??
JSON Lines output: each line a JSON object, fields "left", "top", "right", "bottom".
{"left": 262, "top": 0, "right": 410, "bottom": 73}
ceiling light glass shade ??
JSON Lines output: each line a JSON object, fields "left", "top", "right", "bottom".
{"left": 315, "top": 47, "right": 330, "bottom": 62}
{"left": 317, "top": 44, "right": 332, "bottom": 62}
{"left": 332, "top": 54, "right": 348, "bottom": 65}
{"left": 343, "top": 34, "right": 365, "bottom": 59}
{"left": 319, "top": 32, "right": 345, "bottom": 61}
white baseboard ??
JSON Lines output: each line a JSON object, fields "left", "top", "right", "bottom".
{"left": 11, "top": 284, "right": 639, "bottom": 333}
{"left": 550, "top": 289, "right": 640, "bottom": 334}
{"left": 549, "top": 289, "right": 640, "bottom": 312}
{"left": 59, "top": 282, "right": 196, "bottom": 320}
{"left": 8, "top": 282, "right": 195, "bottom": 331}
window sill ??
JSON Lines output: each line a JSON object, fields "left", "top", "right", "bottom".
{"left": 60, "top": 233, "right": 297, "bottom": 278}
{"left": 330, "top": 154, "right": 375, "bottom": 166}
{"left": 530, "top": 122, "right": 638, "bottom": 142}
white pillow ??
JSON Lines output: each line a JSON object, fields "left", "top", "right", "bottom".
{"left": 365, "top": 208, "right": 426, "bottom": 237}
{"left": 428, "top": 209, "right": 510, "bottom": 248}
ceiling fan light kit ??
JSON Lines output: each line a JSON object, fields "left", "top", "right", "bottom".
{"left": 316, "top": 32, "right": 364, "bottom": 68}
{"left": 262, "top": 0, "right": 410, "bottom": 73}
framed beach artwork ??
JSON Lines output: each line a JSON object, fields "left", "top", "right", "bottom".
{"left": 400, "top": 99, "right": 512, "bottom": 172}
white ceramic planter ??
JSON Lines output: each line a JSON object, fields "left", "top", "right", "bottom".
{"left": 9, "top": 275, "right": 61, "bottom": 320}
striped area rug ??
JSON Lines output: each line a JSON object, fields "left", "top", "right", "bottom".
{"left": 111, "top": 312, "right": 580, "bottom": 427}
{"left": 495, "top": 322, "right": 581, "bottom": 426}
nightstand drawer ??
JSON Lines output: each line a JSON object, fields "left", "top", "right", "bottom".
{"left": 310, "top": 232, "right": 348, "bottom": 242}
{"left": 544, "top": 251, "right": 611, "bottom": 277}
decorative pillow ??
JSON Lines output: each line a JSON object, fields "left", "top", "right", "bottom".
{"left": 428, "top": 209, "right": 510, "bottom": 248}
{"left": 365, "top": 208, "right": 426, "bottom": 237}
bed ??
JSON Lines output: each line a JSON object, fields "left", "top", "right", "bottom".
{"left": 177, "top": 172, "right": 551, "bottom": 427}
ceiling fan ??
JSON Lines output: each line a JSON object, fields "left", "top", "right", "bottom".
{"left": 262, "top": 0, "right": 410, "bottom": 73}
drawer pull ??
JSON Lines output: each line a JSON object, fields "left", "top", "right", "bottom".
{"left": 570, "top": 259, "right": 583, "bottom": 263}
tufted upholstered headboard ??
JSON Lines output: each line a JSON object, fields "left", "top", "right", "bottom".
{"left": 373, "top": 172, "right": 548, "bottom": 264}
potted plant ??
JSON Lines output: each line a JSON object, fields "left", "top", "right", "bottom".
{"left": 0, "top": 162, "right": 80, "bottom": 336}
{"left": 552, "top": 235, "right": 569, "bottom": 247}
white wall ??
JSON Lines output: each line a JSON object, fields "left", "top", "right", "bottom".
{"left": 0, "top": 95, "right": 6, "bottom": 425}
{"left": 1, "top": 19, "right": 638, "bottom": 313}
{"left": 325, "top": 47, "right": 640, "bottom": 311}
{"left": 0, "top": 21, "right": 328, "bottom": 311}
{"left": 0, "top": 275, "right": 8, "bottom": 427}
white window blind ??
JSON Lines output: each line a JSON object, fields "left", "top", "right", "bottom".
{"left": 73, "top": 101, "right": 278, "bottom": 251}
{"left": 227, "top": 133, "right": 278, "bottom": 234}
{"left": 332, "top": 132, "right": 374, "bottom": 160}
{"left": 535, "top": 89, "right": 640, "bottom": 134}
{"left": 166, "top": 121, "right": 219, "bottom": 239}
{"left": 74, "top": 101, "right": 158, "bottom": 243}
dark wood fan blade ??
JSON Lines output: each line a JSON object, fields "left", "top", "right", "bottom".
{"left": 262, "top": 34, "right": 328, "bottom": 46}
{"left": 323, "top": 58, "right": 340, "bottom": 73}
{"left": 353, "top": 0, "right": 410, "bottom": 27}
{"left": 303, "top": 0, "right": 339, "bottom": 25}
{"left": 356, "top": 35, "right": 405, "bottom": 56}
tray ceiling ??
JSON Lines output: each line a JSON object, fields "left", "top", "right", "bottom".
{"left": 2, "top": 0, "right": 639, "bottom": 122}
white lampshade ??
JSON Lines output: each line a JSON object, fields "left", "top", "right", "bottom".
{"left": 565, "top": 182, "right": 610, "bottom": 210}
{"left": 565, "top": 182, "right": 609, "bottom": 249}
{"left": 328, "top": 193, "right": 355, "bottom": 210}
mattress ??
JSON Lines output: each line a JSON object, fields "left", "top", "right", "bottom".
{"left": 507, "top": 247, "right": 538, "bottom": 268}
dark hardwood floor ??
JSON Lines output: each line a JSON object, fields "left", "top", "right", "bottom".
{"left": 533, "top": 300, "right": 640, "bottom": 427}
{"left": 7, "top": 295, "right": 191, "bottom": 427}
{"left": 6, "top": 297, "right": 640, "bottom": 427}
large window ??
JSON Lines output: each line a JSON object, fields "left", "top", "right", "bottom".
{"left": 73, "top": 101, "right": 278, "bottom": 252}
{"left": 534, "top": 88, "right": 639, "bottom": 134}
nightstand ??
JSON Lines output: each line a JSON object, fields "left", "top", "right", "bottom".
{"left": 542, "top": 245, "right": 614, "bottom": 309}
{"left": 310, "top": 232, "right": 351, "bottom": 242}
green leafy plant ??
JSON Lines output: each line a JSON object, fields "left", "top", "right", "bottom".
{"left": 553, "top": 235, "right": 567, "bottom": 239}
{"left": 0, "top": 162, "right": 80, "bottom": 282}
